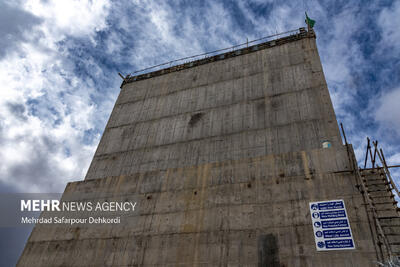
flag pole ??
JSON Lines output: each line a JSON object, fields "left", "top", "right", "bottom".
{"left": 305, "top": 12, "right": 311, "bottom": 32}
{"left": 305, "top": 12, "right": 315, "bottom": 36}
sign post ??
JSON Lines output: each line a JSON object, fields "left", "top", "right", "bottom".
{"left": 309, "top": 200, "right": 355, "bottom": 251}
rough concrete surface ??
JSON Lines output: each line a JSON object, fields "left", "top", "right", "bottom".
{"left": 18, "top": 30, "right": 396, "bottom": 266}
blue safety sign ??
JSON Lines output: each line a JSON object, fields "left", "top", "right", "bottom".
{"left": 309, "top": 199, "right": 355, "bottom": 251}
{"left": 325, "top": 239, "right": 354, "bottom": 249}
{"left": 319, "top": 210, "right": 346, "bottom": 220}
{"left": 322, "top": 229, "right": 351, "bottom": 239}
{"left": 321, "top": 219, "right": 348, "bottom": 229}
{"left": 315, "top": 201, "right": 344, "bottom": 211}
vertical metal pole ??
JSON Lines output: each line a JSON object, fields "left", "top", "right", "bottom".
{"left": 369, "top": 140, "right": 374, "bottom": 170}
{"left": 372, "top": 141, "right": 378, "bottom": 169}
{"left": 364, "top": 138, "right": 370, "bottom": 169}
{"left": 340, "top": 123, "right": 348, "bottom": 145}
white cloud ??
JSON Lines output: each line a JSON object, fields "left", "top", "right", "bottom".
{"left": 23, "top": 0, "right": 110, "bottom": 40}
{"left": 319, "top": 5, "right": 365, "bottom": 108}
{"left": 0, "top": 1, "right": 112, "bottom": 193}
{"left": 375, "top": 87, "right": 400, "bottom": 135}
{"left": 378, "top": 1, "right": 400, "bottom": 53}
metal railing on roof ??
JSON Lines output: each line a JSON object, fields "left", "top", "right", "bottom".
{"left": 126, "top": 28, "right": 301, "bottom": 77}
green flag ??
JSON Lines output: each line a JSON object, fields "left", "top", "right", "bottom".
{"left": 305, "top": 12, "right": 315, "bottom": 28}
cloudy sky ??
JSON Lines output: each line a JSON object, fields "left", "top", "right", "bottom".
{"left": 1, "top": 0, "right": 400, "bottom": 265}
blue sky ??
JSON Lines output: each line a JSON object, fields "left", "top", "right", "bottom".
{"left": 1, "top": 0, "right": 400, "bottom": 265}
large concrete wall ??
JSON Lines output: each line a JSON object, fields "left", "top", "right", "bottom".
{"left": 85, "top": 36, "right": 341, "bottom": 180}
{"left": 18, "top": 32, "right": 383, "bottom": 266}
{"left": 18, "top": 147, "right": 379, "bottom": 266}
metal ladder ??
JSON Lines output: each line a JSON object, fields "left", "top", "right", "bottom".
{"left": 360, "top": 167, "right": 400, "bottom": 258}
{"left": 355, "top": 137, "right": 400, "bottom": 260}
{"left": 340, "top": 124, "right": 400, "bottom": 261}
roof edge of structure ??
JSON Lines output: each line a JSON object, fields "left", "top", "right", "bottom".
{"left": 121, "top": 27, "right": 315, "bottom": 88}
